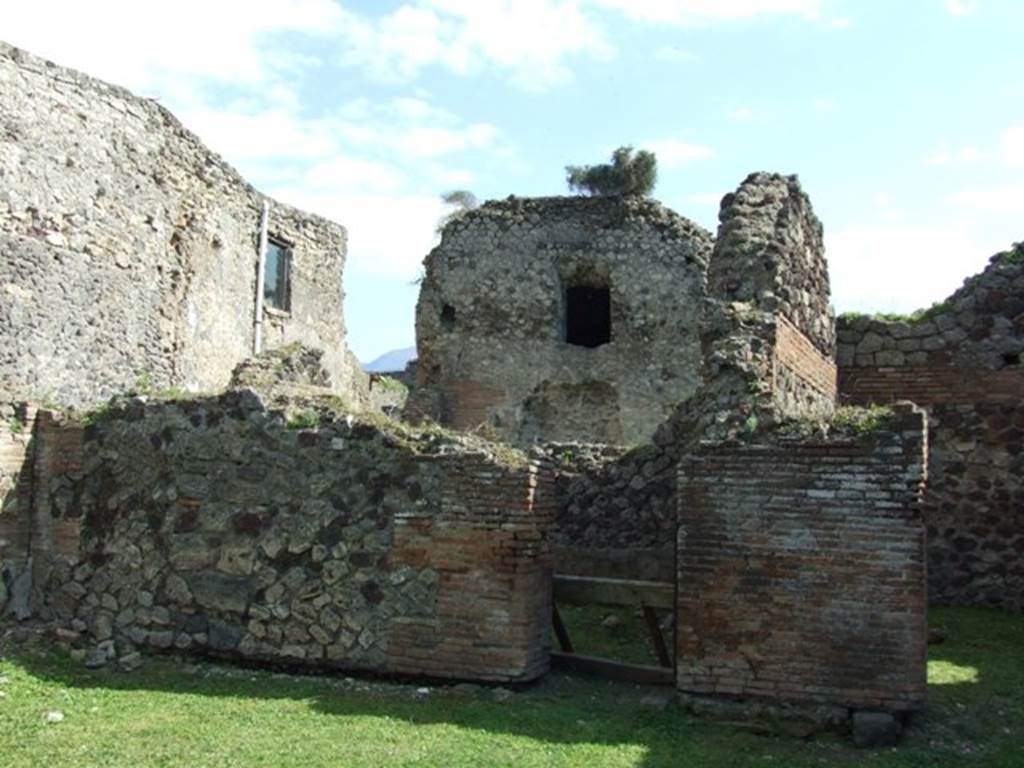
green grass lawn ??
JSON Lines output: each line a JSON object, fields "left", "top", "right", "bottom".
{"left": 554, "top": 603, "right": 671, "bottom": 665}
{"left": 1, "top": 607, "right": 1021, "bottom": 767}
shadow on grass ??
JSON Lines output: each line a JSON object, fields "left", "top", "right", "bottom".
{"left": 7, "top": 650, "right": 740, "bottom": 768}
{"left": 899, "top": 606, "right": 1024, "bottom": 763}
{"left": 5, "top": 606, "right": 1023, "bottom": 768}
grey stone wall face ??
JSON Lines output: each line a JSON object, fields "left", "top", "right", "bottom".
{"left": 0, "top": 41, "right": 365, "bottom": 409}
{"left": 509, "top": 177, "right": 838, "bottom": 581}
{"left": 411, "top": 195, "right": 712, "bottom": 446}
{"left": 710, "top": 172, "right": 835, "bottom": 356}
{"left": 539, "top": 442, "right": 676, "bottom": 582}
{"left": 26, "top": 391, "right": 553, "bottom": 681}
{"left": 836, "top": 246, "right": 1024, "bottom": 371}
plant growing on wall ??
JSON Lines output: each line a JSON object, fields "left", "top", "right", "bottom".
{"left": 435, "top": 189, "right": 479, "bottom": 233}
{"left": 565, "top": 146, "right": 658, "bottom": 197}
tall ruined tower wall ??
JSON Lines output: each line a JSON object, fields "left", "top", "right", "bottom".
{"left": 0, "top": 41, "right": 364, "bottom": 409}
{"left": 411, "top": 195, "right": 712, "bottom": 445}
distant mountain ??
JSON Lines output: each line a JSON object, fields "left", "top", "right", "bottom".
{"left": 363, "top": 346, "right": 416, "bottom": 373}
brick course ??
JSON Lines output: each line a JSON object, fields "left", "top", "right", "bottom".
{"left": 676, "top": 405, "right": 928, "bottom": 712}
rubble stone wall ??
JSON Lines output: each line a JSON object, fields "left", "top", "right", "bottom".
{"left": 709, "top": 172, "right": 835, "bottom": 357}
{"left": 533, "top": 175, "right": 838, "bottom": 581}
{"left": 0, "top": 42, "right": 365, "bottom": 409}
{"left": 676, "top": 404, "right": 929, "bottom": 712}
{"left": 542, "top": 443, "right": 675, "bottom": 582}
{"left": 837, "top": 245, "right": 1024, "bottom": 611}
{"left": 26, "top": 393, "right": 553, "bottom": 682}
{"left": 411, "top": 195, "right": 712, "bottom": 445}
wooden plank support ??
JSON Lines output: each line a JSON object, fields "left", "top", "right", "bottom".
{"left": 553, "top": 574, "right": 675, "bottom": 610}
{"left": 643, "top": 605, "right": 672, "bottom": 669}
{"left": 550, "top": 651, "right": 675, "bottom": 686}
{"left": 551, "top": 604, "right": 574, "bottom": 653}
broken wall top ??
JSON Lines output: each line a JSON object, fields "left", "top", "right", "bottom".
{"left": 710, "top": 172, "right": 834, "bottom": 355}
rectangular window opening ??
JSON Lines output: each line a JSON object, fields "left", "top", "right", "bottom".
{"left": 264, "top": 238, "right": 292, "bottom": 312}
{"left": 565, "top": 285, "right": 611, "bottom": 348}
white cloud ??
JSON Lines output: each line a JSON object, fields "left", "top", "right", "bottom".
{"left": 923, "top": 145, "right": 985, "bottom": 167}
{"left": 276, "top": 189, "right": 448, "bottom": 278}
{"left": 335, "top": 0, "right": 614, "bottom": 91}
{"left": 945, "top": 0, "right": 977, "bottom": 16}
{"left": 1001, "top": 125, "right": 1024, "bottom": 168}
{"left": 304, "top": 157, "right": 407, "bottom": 194}
{"left": 827, "top": 223, "right": 997, "bottom": 315}
{"left": 592, "top": 0, "right": 821, "bottom": 25}
{"left": 729, "top": 107, "right": 755, "bottom": 121}
{"left": 1, "top": 0, "right": 342, "bottom": 94}
{"left": 176, "top": 105, "right": 341, "bottom": 163}
{"left": 642, "top": 140, "right": 715, "bottom": 168}
{"left": 813, "top": 97, "right": 836, "bottom": 113}
{"left": 947, "top": 184, "right": 1024, "bottom": 214}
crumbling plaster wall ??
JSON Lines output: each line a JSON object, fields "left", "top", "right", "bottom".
{"left": 0, "top": 41, "right": 365, "bottom": 409}
{"left": 411, "top": 195, "right": 712, "bottom": 445}
{"left": 837, "top": 244, "right": 1024, "bottom": 611}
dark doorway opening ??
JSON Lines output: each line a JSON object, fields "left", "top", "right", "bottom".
{"left": 441, "top": 304, "right": 456, "bottom": 331}
{"left": 565, "top": 286, "right": 611, "bottom": 348}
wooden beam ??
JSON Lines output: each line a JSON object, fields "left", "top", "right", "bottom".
{"left": 643, "top": 605, "right": 673, "bottom": 669}
{"left": 551, "top": 604, "right": 574, "bottom": 653}
{"left": 553, "top": 575, "right": 675, "bottom": 610}
{"left": 550, "top": 651, "right": 675, "bottom": 686}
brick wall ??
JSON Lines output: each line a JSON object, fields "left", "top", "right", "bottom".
{"left": 30, "top": 412, "right": 85, "bottom": 569}
{"left": 840, "top": 366, "right": 1024, "bottom": 407}
{"left": 441, "top": 378, "right": 507, "bottom": 432}
{"left": 676, "top": 404, "right": 928, "bottom": 712}
{"left": 388, "top": 456, "right": 554, "bottom": 681}
{"left": 775, "top": 315, "right": 837, "bottom": 400}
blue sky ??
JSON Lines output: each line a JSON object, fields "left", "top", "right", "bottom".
{"left": 5, "top": 1, "right": 1023, "bottom": 362}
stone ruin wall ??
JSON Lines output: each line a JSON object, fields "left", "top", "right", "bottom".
{"left": 4, "top": 391, "right": 554, "bottom": 682}
{"left": 709, "top": 173, "right": 835, "bottom": 355}
{"left": 547, "top": 173, "right": 839, "bottom": 583}
{"left": 411, "top": 195, "right": 712, "bottom": 446}
{"left": 0, "top": 152, "right": 934, "bottom": 717}
{"left": 666, "top": 176, "right": 927, "bottom": 713}
{"left": 0, "top": 41, "right": 365, "bottom": 410}
{"left": 676, "top": 404, "right": 928, "bottom": 713}
{"left": 837, "top": 244, "right": 1024, "bottom": 612}
{"left": 707, "top": 172, "right": 836, "bottom": 423}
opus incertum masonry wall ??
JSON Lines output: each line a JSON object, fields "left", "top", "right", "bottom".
{"left": 23, "top": 392, "right": 554, "bottom": 683}
{"left": 0, "top": 41, "right": 366, "bottom": 410}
